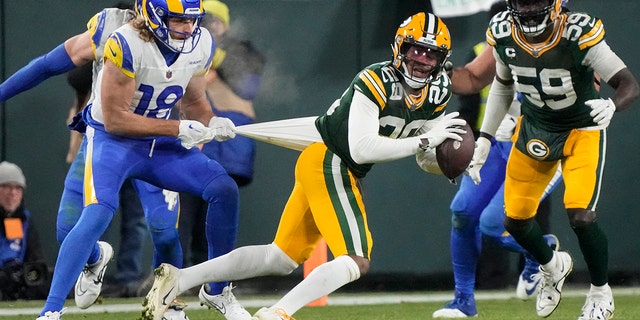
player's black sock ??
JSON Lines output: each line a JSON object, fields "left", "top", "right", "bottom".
{"left": 504, "top": 217, "right": 554, "bottom": 265}
{"left": 573, "top": 222, "right": 609, "bottom": 286}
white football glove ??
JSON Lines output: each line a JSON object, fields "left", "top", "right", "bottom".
{"left": 419, "top": 112, "right": 467, "bottom": 150}
{"left": 415, "top": 147, "right": 442, "bottom": 175}
{"left": 178, "top": 120, "right": 215, "bottom": 149}
{"left": 586, "top": 98, "right": 615, "bottom": 127}
{"left": 466, "top": 136, "right": 491, "bottom": 185}
{"left": 209, "top": 116, "right": 237, "bottom": 141}
{"left": 162, "top": 190, "right": 178, "bottom": 211}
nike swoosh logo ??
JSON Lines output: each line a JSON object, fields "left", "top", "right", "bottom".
{"left": 76, "top": 271, "right": 89, "bottom": 295}
{"left": 162, "top": 287, "right": 175, "bottom": 306}
{"left": 76, "top": 284, "right": 88, "bottom": 296}
{"left": 525, "top": 279, "right": 540, "bottom": 296}
{"left": 188, "top": 124, "right": 202, "bottom": 133}
{"left": 109, "top": 46, "right": 117, "bottom": 57}
{"left": 204, "top": 296, "right": 226, "bottom": 314}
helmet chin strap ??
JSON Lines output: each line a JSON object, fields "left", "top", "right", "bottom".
{"left": 400, "top": 61, "right": 430, "bottom": 89}
{"left": 165, "top": 29, "right": 200, "bottom": 53}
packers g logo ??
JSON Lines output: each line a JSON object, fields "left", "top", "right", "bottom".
{"left": 526, "top": 139, "right": 549, "bottom": 159}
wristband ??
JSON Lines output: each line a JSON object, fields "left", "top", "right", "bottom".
{"left": 478, "top": 132, "right": 494, "bottom": 141}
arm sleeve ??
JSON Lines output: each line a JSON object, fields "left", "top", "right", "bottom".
{"left": 582, "top": 41, "right": 627, "bottom": 83}
{"left": 0, "top": 43, "right": 76, "bottom": 102}
{"left": 479, "top": 52, "right": 515, "bottom": 136}
{"left": 348, "top": 90, "right": 421, "bottom": 164}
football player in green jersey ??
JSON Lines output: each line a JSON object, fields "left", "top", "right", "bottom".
{"left": 142, "top": 12, "right": 467, "bottom": 320}
{"left": 468, "top": 0, "right": 639, "bottom": 319}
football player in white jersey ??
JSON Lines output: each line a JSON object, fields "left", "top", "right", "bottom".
{"left": 2, "top": 3, "right": 251, "bottom": 319}
{"left": 1, "top": 2, "right": 189, "bottom": 316}
{"left": 35, "top": 0, "right": 244, "bottom": 319}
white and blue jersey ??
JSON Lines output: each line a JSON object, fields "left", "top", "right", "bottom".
{"left": 43, "top": 18, "right": 238, "bottom": 315}
{"left": 86, "top": 23, "right": 214, "bottom": 132}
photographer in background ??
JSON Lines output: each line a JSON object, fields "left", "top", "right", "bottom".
{"left": 0, "top": 161, "right": 50, "bottom": 300}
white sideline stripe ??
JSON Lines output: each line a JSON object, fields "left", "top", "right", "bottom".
{"left": 4, "top": 287, "right": 640, "bottom": 316}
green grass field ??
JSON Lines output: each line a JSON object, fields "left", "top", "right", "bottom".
{"left": 2, "top": 288, "right": 639, "bottom": 319}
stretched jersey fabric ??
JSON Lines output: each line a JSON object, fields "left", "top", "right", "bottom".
{"left": 316, "top": 62, "right": 451, "bottom": 178}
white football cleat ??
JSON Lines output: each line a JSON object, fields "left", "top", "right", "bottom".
{"left": 251, "top": 307, "right": 295, "bottom": 320}
{"left": 141, "top": 263, "right": 180, "bottom": 320}
{"left": 577, "top": 285, "right": 614, "bottom": 320}
{"left": 35, "top": 308, "right": 66, "bottom": 320}
{"left": 162, "top": 299, "right": 189, "bottom": 320}
{"left": 516, "top": 234, "right": 559, "bottom": 300}
{"left": 199, "top": 283, "right": 251, "bottom": 320}
{"left": 74, "top": 241, "right": 114, "bottom": 309}
{"left": 535, "top": 251, "right": 573, "bottom": 317}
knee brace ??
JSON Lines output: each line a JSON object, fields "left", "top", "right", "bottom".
{"left": 567, "top": 208, "right": 597, "bottom": 229}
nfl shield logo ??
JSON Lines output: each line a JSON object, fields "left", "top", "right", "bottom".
{"left": 166, "top": 70, "right": 173, "bottom": 79}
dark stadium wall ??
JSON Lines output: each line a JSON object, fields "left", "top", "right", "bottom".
{"left": 1, "top": 0, "right": 639, "bottom": 283}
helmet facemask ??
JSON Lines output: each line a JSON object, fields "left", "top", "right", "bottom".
{"left": 507, "top": 0, "right": 558, "bottom": 37}
{"left": 396, "top": 39, "right": 449, "bottom": 89}
{"left": 143, "top": 0, "right": 205, "bottom": 53}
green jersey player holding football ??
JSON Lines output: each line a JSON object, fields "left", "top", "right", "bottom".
{"left": 468, "top": 0, "right": 639, "bottom": 319}
{"left": 142, "top": 12, "right": 467, "bottom": 320}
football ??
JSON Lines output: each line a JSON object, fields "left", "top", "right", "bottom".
{"left": 435, "top": 121, "right": 475, "bottom": 179}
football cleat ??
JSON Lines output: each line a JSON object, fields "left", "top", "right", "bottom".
{"left": 516, "top": 255, "right": 542, "bottom": 301}
{"left": 432, "top": 291, "right": 477, "bottom": 318}
{"left": 535, "top": 251, "right": 573, "bottom": 317}
{"left": 199, "top": 283, "right": 252, "bottom": 320}
{"left": 74, "top": 241, "right": 114, "bottom": 309}
{"left": 162, "top": 299, "right": 189, "bottom": 320}
{"left": 141, "top": 263, "right": 180, "bottom": 320}
{"left": 35, "top": 308, "right": 66, "bottom": 320}
{"left": 577, "top": 286, "right": 615, "bottom": 320}
{"left": 516, "top": 234, "right": 560, "bottom": 300}
{"left": 251, "top": 307, "right": 296, "bottom": 320}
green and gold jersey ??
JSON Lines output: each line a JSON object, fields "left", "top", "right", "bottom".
{"left": 316, "top": 62, "right": 451, "bottom": 178}
{"left": 487, "top": 11, "right": 603, "bottom": 133}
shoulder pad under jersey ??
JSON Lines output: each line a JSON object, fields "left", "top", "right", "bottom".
{"left": 87, "top": 8, "right": 136, "bottom": 62}
{"left": 486, "top": 10, "right": 512, "bottom": 46}
{"left": 354, "top": 62, "right": 400, "bottom": 110}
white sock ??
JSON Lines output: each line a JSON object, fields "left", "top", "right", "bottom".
{"left": 542, "top": 252, "right": 558, "bottom": 271}
{"left": 273, "top": 255, "right": 361, "bottom": 315}
{"left": 590, "top": 283, "right": 612, "bottom": 294}
{"left": 177, "top": 243, "right": 298, "bottom": 295}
